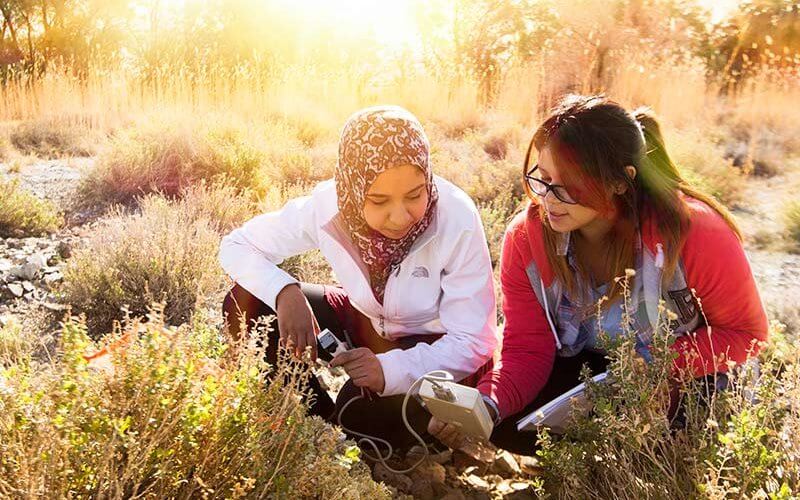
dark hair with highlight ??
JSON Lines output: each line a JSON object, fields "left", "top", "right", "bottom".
{"left": 523, "top": 94, "right": 740, "bottom": 304}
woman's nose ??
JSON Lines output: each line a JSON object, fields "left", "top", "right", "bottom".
{"left": 388, "top": 204, "right": 413, "bottom": 227}
{"left": 544, "top": 190, "right": 563, "bottom": 206}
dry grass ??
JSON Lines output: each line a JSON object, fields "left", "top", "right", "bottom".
{"left": 0, "top": 177, "right": 63, "bottom": 237}
{"left": 0, "top": 316, "right": 34, "bottom": 366}
{"left": 59, "top": 193, "right": 230, "bottom": 337}
{"left": 179, "top": 181, "right": 258, "bottom": 234}
{"left": 667, "top": 128, "right": 745, "bottom": 206}
{"left": 9, "top": 118, "right": 97, "bottom": 159}
{"left": 784, "top": 200, "right": 800, "bottom": 252}
{"left": 4, "top": 57, "right": 793, "bottom": 148}
{"left": 0, "top": 133, "right": 12, "bottom": 163}
{"left": 750, "top": 228, "right": 780, "bottom": 250}
{"left": 78, "top": 117, "right": 268, "bottom": 209}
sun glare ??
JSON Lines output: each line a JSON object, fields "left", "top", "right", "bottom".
{"left": 698, "top": 0, "right": 738, "bottom": 23}
{"left": 277, "top": 0, "right": 421, "bottom": 51}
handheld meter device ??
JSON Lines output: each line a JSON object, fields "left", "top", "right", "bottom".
{"left": 318, "top": 328, "right": 348, "bottom": 357}
{"left": 418, "top": 377, "right": 494, "bottom": 440}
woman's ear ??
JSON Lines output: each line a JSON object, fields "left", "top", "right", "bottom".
{"left": 612, "top": 166, "right": 637, "bottom": 195}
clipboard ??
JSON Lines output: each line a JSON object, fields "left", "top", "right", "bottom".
{"left": 516, "top": 372, "right": 608, "bottom": 433}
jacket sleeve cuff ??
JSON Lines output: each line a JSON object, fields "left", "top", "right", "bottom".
{"left": 263, "top": 270, "right": 298, "bottom": 311}
{"left": 481, "top": 394, "right": 502, "bottom": 424}
{"left": 375, "top": 349, "right": 408, "bottom": 397}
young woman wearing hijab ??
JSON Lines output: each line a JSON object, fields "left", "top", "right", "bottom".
{"left": 219, "top": 105, "right": 497, "bottom": 452}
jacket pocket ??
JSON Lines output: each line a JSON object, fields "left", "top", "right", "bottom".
{"left": 387, "top": 263, "right": 441, "bottom": 323}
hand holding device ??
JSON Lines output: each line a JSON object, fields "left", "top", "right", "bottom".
{"left": 427, "top": 416, "right": 467, "bottom": 449}
{"left": 418, "top": 375, "right": 494, "bottom": 440}
{"left": 336, "top": 370, "right": 490, "bottom": 476}
{"left": 330, "top": 347, "right": 386, "bottom": 394}
{"left": 318, "top": 328, "right": 348, "bottom": 357}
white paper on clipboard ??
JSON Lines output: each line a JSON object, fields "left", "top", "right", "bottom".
{"left": 516, "top": 371, "right": 608, "bottom": 433}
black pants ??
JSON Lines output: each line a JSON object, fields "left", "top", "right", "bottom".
{"left": 222, "top": 283, "right": 435, "bottom": 452}
{"left": 489, "top": 350, "right": 610, "bottom": 455}
{"left": 489, "top": 350, "right": 729, "bottom": 456}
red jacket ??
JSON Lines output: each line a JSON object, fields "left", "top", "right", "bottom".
{"left": 477, "top": 197, "right": 769, "bottom": 419}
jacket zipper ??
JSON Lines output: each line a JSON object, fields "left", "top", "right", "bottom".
{"left": 322, "top": 213, "right": 439, "bottom": 337}
{"left": 380, "top": 263, "right": 402, "bottom": 335}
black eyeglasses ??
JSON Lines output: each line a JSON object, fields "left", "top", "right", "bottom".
{"left": 524, "top": 165, "right": 578, "bottom": 204}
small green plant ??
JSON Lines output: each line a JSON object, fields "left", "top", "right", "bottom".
{"left": 0, "top": 308, "right": 389, "bottom": 498}
{"left": 478, "top": 191, "right": 522, "bottom": 267}
{"left": 59, "top": 193, "right": 227, "bottom": 337}
{"left": 0, "top": 317, "right": 34, "bottom": 366}
{"left": 535, "top": 274, "right": 799, "bottom": 498}
{"left": 784, "top": 200, "right": 800, "bottom": 252}
{"left": 669, "top": 129, "right": 744, "bottom": 206}
{"left": 0, "top": 177, "right": 63, "bottom": 237}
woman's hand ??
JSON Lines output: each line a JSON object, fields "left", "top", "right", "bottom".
{"left": 427, "top": 417, "right": 468, "bottom": 450}
{"left": 276, "top": 284, "right": 319, "bottom": 360}
{"left": 330, "top": 348, "right": 386, "bottom": 393}
{"left": 428, "top": 395, "right": 499, "bottom": 452}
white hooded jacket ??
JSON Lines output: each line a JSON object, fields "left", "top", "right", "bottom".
{"left": 218, "top": 175, "right": 497, "bottom": 396}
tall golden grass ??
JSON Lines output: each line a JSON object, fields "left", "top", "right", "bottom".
{"left": 4, "top": 58, "right": 797, "bottom": 139}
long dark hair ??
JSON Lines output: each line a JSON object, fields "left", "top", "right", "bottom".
{"left": 523, "top": 94, "right": 740, "bottom": 303}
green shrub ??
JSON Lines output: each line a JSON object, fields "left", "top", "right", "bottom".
{"left": 478, "top": 191, "right": 521, "bottom": 267}
{"left": 266, "top": 149, "right": 317, "bottom": 186}
{"left": 668, "top": 129, "right": 744, "bottom": 206}
{"left": 59, "top": 194, "right": 226, "bottom": 337}
{"left": 784, "top": 200, "right": 800, "bottom": 252}
{"left": 78, "top": 120, "right": 267, "bottom": 208}
{"left": 0, "top": 309, "right": 389, "bottom": 498}
{"left": 0, "top": 177, "right": 63, "bottom": 237}
{"left": 287, "top": 113, "right": 336, "bottom": 147}
{"left": 535, "top": 278, "right": 799, "bottom": 498}
{"left": 0, "top": 317, "right": 33, "bottom": 366}
{"left": 179, "top": 181, "right": 258, "bottom": 234}
{"left": 10, "top": 119, "right": 95, "bottom": 158}
{"left": 278, "top": 250, "right": 335, "bottom": 285}
{"left": 433, "top": 143, "right": 523, "bottom": 208}
{"left": 260, "top": 127, "right": 336, "bottom": 187}
{"left": 249, "top": 182, "right": 336, "bottom": 284}
{"left": 0, "top": 134, "right": 12, "bottom": 162}
{"left": 256, "top": 181, "right": 318, "bottom": 213}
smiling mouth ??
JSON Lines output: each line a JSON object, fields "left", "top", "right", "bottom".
{"left": 547, "top": 212, "right": 567, "bottom": 217}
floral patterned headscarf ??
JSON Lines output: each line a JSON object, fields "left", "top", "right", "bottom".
{"left": 335, "top": 105, "right": 439, "bottom": 304}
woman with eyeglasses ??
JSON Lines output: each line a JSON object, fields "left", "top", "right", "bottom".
{"left": 219, "top": 105, "right": 496, "bottom": 453}
{"left": 429, "top": 95, "right": 768, "bottom": 455}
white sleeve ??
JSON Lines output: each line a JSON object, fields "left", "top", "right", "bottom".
{"left": 218, "top": 193, "right": 320, "bottom": 311}
{"left": 376, "top": 211, "right": 498, "bottom": 396}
